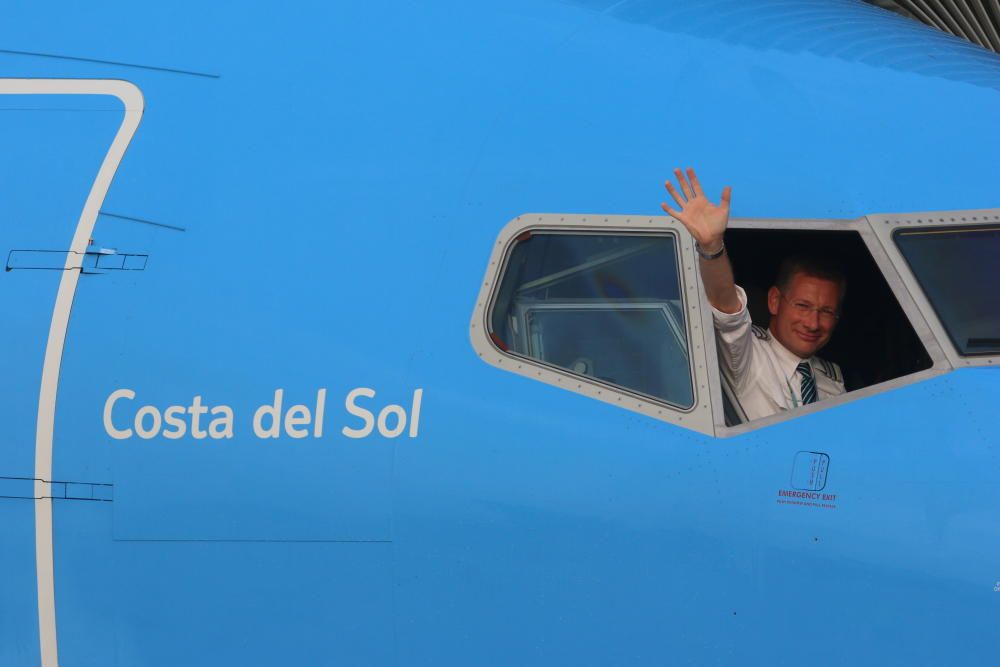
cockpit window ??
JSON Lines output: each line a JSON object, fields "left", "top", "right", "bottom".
{"left": 489, "top": 232, "right": 694, "bottom": 409}
{"left": 893, "top": 225, "right": 1000, "bottom": 356}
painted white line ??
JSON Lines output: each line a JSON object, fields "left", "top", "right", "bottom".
{"left": 0, "top": 78, "right": 144, "bottom": 667}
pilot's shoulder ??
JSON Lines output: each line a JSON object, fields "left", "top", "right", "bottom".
{"left": 750, "top": 324, "right": 770, "bottom": 341}
{"left": 814, "top": 356, "right": 844, "bottom": 384}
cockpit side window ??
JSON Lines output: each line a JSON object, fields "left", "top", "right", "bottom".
{"left": 893, "top": 225, "right": 1000, "bottom": 357}
{"left": 714, "top": 226, "right": 936, "bottom": 430}
{"left": 867, "top": 209, "right": 1000, "bottom": 369}
{"left": 471, "top": 215, "right": 719, "bottom": 436}
{"left": 489, "top": 232, "right": 695, "bottom": 409}
{"left": 723, "top": 228, "right": 933, "bottom": 394}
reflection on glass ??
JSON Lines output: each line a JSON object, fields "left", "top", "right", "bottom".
{"left": 490, "top": 233, "right": 693, "bottom": 408}
{"left": 894, "top": 225, "right": 1000, "bottom": 356}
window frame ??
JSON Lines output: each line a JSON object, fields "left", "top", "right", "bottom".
{"left": 469, "top": 213, "right": 718, "bottom": 436}
{"left": 866, "top": 208, "right": 1000, "bottom": 369}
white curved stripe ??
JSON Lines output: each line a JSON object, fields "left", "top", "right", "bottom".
{"left": 0, "top": 78, "right": 144, "bottom": 667}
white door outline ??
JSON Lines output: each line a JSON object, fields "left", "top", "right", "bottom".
{"left": 0, "top": 79, "right": 144, "bottom": 667}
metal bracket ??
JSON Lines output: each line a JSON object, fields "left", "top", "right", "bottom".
{"left": 6, "top": 241, "right": 148, "bottom": 273}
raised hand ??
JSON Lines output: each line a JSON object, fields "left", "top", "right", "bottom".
{"left": 661, "top": 167, "right": 732, "bottom": 252}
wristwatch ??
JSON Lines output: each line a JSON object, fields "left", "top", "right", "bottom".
{"left": 695, "top": 240, "right": 726, "bottom": 260}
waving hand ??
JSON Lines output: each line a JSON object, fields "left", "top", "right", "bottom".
{"left": 661, "top": 167, "right": 732, "bottom": 253}
{"left": 661, "top": 167, "right": 740, "bottom": 313}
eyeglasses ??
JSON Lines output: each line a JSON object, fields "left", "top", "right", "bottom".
{"left": 781, "top": 294, "right": 840, "bottom": 324}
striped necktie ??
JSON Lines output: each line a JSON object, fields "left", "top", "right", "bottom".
{"left": 797, "top": 361, "right": 817, "bottom": 405}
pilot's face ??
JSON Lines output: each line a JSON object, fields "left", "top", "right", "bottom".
{"left": 767, "top": 273, "right": 842, "bottom": 359}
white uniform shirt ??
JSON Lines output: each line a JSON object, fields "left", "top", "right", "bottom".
{"left": 712, "top": 285, "right": 845, "bottom": 421}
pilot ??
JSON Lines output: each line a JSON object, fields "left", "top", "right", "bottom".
{"left": 661, "top": 167, "right": 846, "bottom": 421}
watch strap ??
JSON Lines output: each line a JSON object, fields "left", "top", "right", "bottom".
{"left": 696, "top": 240, "right": 726, "bottom": 260}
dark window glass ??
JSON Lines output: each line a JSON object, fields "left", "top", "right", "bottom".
{"left": 490, "top": 232, "right": 693, "bottom": 408}
{"left": 894, "top": 226, "right": 1000, "bottom": 356}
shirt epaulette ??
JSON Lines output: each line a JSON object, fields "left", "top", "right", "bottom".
{"left": 751, "top": 324, "right": 770, "bottom": 340}
{"left": 815, "top": 357, "right": 843, "bottom": 383}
